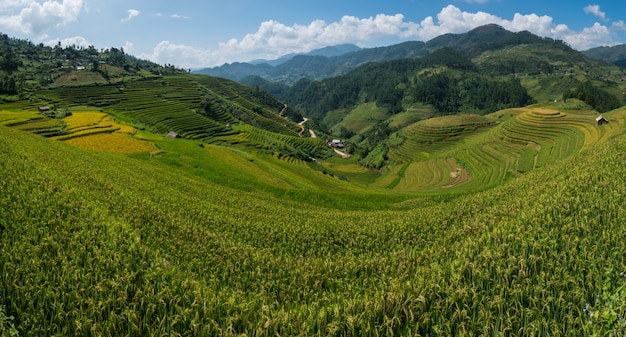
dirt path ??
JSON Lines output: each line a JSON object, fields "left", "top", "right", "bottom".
{"left": 333, "top": 148, "right": 351, "bottom": 159}
{"left": 278, "top": 104, "right": 288, "bottom": 117}
{"left": 298, "top": 117, "right": 308, "bottom": 137}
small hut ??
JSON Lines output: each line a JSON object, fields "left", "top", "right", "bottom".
{"left": 596, "top": 116, "right": 609, "bottom": 125}
{"left": 329, "top": 139, "right": 344, "bottom": 148}
{"left": 38, "top": 106, "right": 51, "bottom": 113}
{"left": 166, "top": 131, "right": 180, "bottom": 138}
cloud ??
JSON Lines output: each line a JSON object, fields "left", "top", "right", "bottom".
{"left": 122, "top": 41, "right": 133, "bottom": 53}
{"left": 45, "top": 35, "right": 89, "bottom": 48}
{"left": 584, "top": 4, "right": 606, "bottom": 20}
{"left": 143, "top": 5, "right": 623, "bottom": 68}
{"left": 122, "top": 9, "right": 139, "bottom": 22}
{"left": 0, "top": 0, "right": 32, "bottom": 10}
{"left": 139, "top": 41, "right": 214, "bottom": 68}
{"left": 156, "top": 12, "right": 189, "bottom": 19}
{"left": 0, "top": 0, "right": 83, "bottom": 35}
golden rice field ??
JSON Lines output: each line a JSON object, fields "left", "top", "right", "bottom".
{"left": 0, "top": 110, "right": 40, "bottom": 125}
{"left": 55, "top": 111, "right": 155, "bottom": 154}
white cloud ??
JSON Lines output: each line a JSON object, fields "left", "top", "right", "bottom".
{"left": 0, "top": 0, "right": 83, "bottom": 35}
{"left": 122, "top": 9, "right": 139, "bottom": 22}
{"left": 45, "top": 35, "right": 89, "bottom": 48}
{"left": 613, "top": 20, "right": 626, "bottom": 31}
{"left": 584, "top": 4, "right": 606, "bottom": 20}
{"left": 143, "top": 5, "right": 624, "bottom": 68}
{"left": 122, "top": 41, "right": 133, "bottom": 53}
{"left": 139, "top": 41, "right": 215, "bottom": 68}
{"left": 0, "top": 0, "right": 31, "bottom": 10}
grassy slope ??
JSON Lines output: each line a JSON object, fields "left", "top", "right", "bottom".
{"left": 2, "top": 108, "right": 626, "bottom": 335}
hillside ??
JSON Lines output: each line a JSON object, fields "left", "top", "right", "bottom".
{"left": 260, "top": 27, "right": 626, "bottom": 171}
{"left": 0, "top": 33, "right": 339, "bottom": 163}
{"left": 3, "top": 101, "right": 626, "bottom": 335}
{"left": 583, "top": 44, "right": 626, "bottom": 68}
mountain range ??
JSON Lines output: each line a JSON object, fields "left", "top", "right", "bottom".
{"left": 195, "top": 24, "right": 626, "bottom": 85}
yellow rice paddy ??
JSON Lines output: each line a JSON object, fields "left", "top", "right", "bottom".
{"left": 59, "top": 111, "right": 154, "bottom": 153}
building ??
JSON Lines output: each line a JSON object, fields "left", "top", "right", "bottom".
{"left": 596, "top": 116, "right": 609, "bottom": 125}
{"left": 328, "top": 139, "right": 344, "bottom": 148}
{"left": 166, "top": 131, "right": 180, "bottom": 138}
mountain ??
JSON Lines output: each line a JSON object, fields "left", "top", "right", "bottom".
{"left": 249, "top": 43, "right": 362, "bottom": 66}
{"left": 196, "top": 43, "right": 364, "bottom": 82}
{"left": 583, "top": 44, "right": 626, "bottom": 67}
{"left": 195, "top": 24, "right": 571, "bottom": 85}
{"left": 194, "top": 41, "right": 427, "bottom": 84}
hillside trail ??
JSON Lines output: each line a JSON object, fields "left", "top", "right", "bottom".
{"left": 278, "top": 104, "right": 288, "bottom": 117}
{"left": 333, "top": 148, "right": 351, "bottom": 159}
{"left": 298, "top": 117, "right": 308, "bottom": 137}
{"left": 296, "top": 117, "right": 349, "bottom": 158}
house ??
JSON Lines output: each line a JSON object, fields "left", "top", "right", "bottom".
{"left": 596, "top": 116, "right": 609, "bottom": 125}
{"left": 329, "top": 139, "right": 344, "bottom": 148}
{"left": 166, "top": 131, "right": 180, "bottom": 138}
{"left": 38, "top": 106, "right": 51, "bottom": 113}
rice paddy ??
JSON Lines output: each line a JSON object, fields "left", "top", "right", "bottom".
{"left": 375, "top": 106, "right": 617, "bottom": 192}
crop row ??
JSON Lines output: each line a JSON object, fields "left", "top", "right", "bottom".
{"left": 238, "top": 126, "right": 332, "bottom": 158}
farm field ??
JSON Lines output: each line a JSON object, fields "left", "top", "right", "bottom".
{"left": 2, "top": 77, "right": 626, "bottom": 337}
{"left": 2, "top": 106, "right": 626, "bottom": 335}
{"left": 54, "top": 110, "right": 156, "bottom": 153}
{"left": 374, "top": 106, "right": 621, "bottom": 192}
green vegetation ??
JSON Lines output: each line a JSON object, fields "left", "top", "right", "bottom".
{"left": 3, "top": 27, "right": 626, "bottom": 336}
{"left": 3, "top": 105, "right": 626, "bottom": 335}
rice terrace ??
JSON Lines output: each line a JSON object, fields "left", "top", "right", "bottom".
{"left": 3, "top": 24, "right": 626, "bottom": 337}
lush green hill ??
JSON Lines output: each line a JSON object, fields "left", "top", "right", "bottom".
{"left": 583, "top": 44, "right": 626, "bottom": 67}
{"left": 3, "top": 103, "right": 626, "bottom": 335}
{"left": 269, "top": 29, "right": 625, "bottom": 170}
{"left": 0, "top": 32, "right": 331, "bottom": 161}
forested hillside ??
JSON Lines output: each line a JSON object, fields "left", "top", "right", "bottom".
{"left": 239, "top": 26, "right": 626, "bottom": 170}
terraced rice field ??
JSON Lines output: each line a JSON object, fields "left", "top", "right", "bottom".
{"left": 0, "top": 111, "right": 65, "bottom": 137}
{"left": 52, "top": 111, "right": 155, "bottom": 154}
{"left": 381, "top": 107, "right": 615, "bottom": 192}
{"left": 231, "top": 125, "right": 332, "bottom": 159}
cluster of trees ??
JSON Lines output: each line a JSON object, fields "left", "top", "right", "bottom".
{"left": 0, "top": 75, "right": 18, "bottom": 95}
{"left": 280, "top": 47, "right": 533, "bottom": 120}
{"left": 563, "top": 81, "right": 622, "bottom": 113}
{"left": 355, "top": 122, "right": 396, "bottom": 169}
{"left": 413, "top": 74, "right": 534, "bottom": 114}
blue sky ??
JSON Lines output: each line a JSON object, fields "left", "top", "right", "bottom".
{"left": 1, "top": 0, "right": 625, "bottom": 68}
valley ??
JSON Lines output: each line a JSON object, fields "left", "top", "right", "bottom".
{"left": 2, "top": 25, "right": 626, "bottom": 336}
